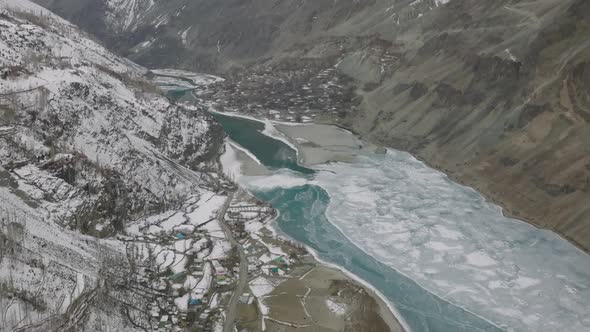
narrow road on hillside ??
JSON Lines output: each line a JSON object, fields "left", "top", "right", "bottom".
{"left": 218, "top": 192, "right": 248, "bottom": 332}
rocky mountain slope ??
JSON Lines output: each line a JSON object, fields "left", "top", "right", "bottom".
{"left": 32, "top": 0, "right": 456, "bottom": 71}
{"left": 41, "top": 0, "right": 590, "bottom": 252}
{"left": 0, "top": 0, "right": 231, "bottom": 329}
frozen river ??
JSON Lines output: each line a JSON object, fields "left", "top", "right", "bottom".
{"left": 213, "top": 112, "right": 590, "bottom": 332}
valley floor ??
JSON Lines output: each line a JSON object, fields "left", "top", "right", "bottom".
{"left": 213, "top": 109, "right": 590, "bottom": 332}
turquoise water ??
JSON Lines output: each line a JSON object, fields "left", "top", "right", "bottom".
{"left": 167, "top": 89, "right": 192, "bottom": 100}
{"left": 210, "top": 112, "right": 314, "bottom": 174}
{"left": 254, "top": 185, "right": 501, "bottom": 332}
{"left": 153, "top": 74, "right": 200, "bottom": 101}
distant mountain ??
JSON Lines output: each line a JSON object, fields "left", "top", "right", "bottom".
{"left": 33, "top": 0, "right": 590, "bottom": 252}
{"left": 31, "top": 0, "right": 453, "bottom": 72}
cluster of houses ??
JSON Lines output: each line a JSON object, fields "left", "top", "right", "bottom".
{"left": 243, "top": 241, "right": 290, "bottom": 277}
{"left": 148, "top": 192, "right": 295, "bottom": 330}
{"left": 207, "top": 62, "right": 359, "bottom": 123}
{"left": 225, "top": 200, "right": 292, "bottom": 278}
{"left": 117, "top": 216, "right": 237, "bottom": 331}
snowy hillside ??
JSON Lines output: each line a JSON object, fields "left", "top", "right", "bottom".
{"left": 0, "top": 0, "right": 224, "bottom": 232}
{"left": 0, "top": 1, "right": 231, "bottom": 330}
{"left": 104, "top": 0, "right": 154, "bottom": 32}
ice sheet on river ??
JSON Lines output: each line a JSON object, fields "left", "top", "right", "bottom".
{"left": 314, "top": 150, "right": 590, "bottom": 331}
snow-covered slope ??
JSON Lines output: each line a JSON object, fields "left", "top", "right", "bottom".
{"left": 0, "top": 0, "right": 224, "bottom": 231}
{"left": 104, "top": 0, "right": 153, "bottom": 32}
{"left": 0, "top": 1, "right": 228, "bottom": 329}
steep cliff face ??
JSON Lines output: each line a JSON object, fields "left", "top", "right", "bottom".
{"left": 33, "top": 0, "right": 590, "bottom": 251}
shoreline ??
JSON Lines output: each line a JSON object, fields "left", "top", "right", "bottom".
{"left": 257, "top": 204, "right": 407, "bottom": 332}
{"left": 218, "top": 109, "right": 587, "bottom": 332}
{"left": 249, "top": 197, "right": 407, "bottom": 332}
{"left": 217, "top": 109, "right": 500, "bottom": 332}
{"left": 209, "top": 109, "right": 378, "bottom": 166}
{"left": 410, "top": 152, "right": 590, "bottom": 256}
{"left": 319, "top": 121, "right": 590, "bottom": 256}
{"left": 208, "top": 109, "right": 302, "bottom": 159}
{"left": 222, "top": 107, "right": 589, "bottom": 257}
{"left": 220, "top": 139, "right": 407, "bottom": 331}
{"left": 239, "top": 157, "right": 507, "bottom": 332}
{"left": 219, "top": 110, "right": 580, "bottom": 332}
{"left": 267, "top": 217, "right": 411, "bottom": 332}
{"left": 309, "top": 161, "right": 507, "bottom": 332}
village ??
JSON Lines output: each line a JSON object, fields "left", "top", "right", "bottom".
{"left": 108, "top": 174, "right": 314, "bottom": 332}
{"left": 196, "top": 59, "right": 359, "bottom": 124}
